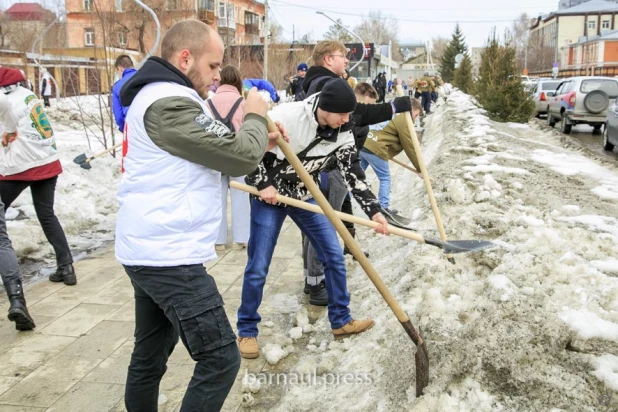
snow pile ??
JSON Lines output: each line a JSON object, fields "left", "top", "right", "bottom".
{"left": 6, "top": 95, "right": 122, "bottom": 280}
{"left": 262, "top": 343, "right": 294, "bottom": 365}
{"left": 269, "top": 88, "right": 618, "bottom": 411}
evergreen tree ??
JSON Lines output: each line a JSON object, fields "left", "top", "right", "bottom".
{"left": 475, "top": 30, "right": 535, "bottom": 123}
{"left": 453, "top": 54, "right": 473, "bottom": 93}
{"left": 440, "top": 24, "right": 468, "bottom": 83}
{"left": 323, "top": 18, "right": 354, "bottom": 42}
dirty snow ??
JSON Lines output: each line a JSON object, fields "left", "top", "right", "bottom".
{"left": 262, "top": 88, "right": 618, "bottom": 411}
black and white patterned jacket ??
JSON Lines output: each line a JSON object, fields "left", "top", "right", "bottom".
{"left": 245, "top": 93, "right": 382, "bottom": 218}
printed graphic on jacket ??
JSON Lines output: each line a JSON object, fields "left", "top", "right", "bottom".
{"left": 245, "top": 141, "right": 381, "bottom": 217}
{"left": 25, "top": 94, "right": 55, "bottom": 148}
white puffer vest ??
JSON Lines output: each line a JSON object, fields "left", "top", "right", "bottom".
{"left": 115, "top": 82, "right": 221, "bottom": 266}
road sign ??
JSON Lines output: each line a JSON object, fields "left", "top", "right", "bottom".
{"left": 552, "top": 61, "right": 559, "bottom": 68}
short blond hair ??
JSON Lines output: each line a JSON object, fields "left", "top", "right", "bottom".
{"left": 354, "top": 82, "right": 378, "bottom": 100}
{"left": 312, "top": 40, "right": 347, "bottom": 67}
{"left": 161, "top": 20, "right": 214, "bottom": 61}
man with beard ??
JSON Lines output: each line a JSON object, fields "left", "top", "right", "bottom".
{"left": 117, "top": 20, "right": 285, "bottom": 412}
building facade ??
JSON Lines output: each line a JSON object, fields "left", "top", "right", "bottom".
{"left": 530, "top": 0, "right": 618, "bottom": 71}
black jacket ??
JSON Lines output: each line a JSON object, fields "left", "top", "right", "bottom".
{"left": 302, "top": 66, "right": 393, "bottom": 149}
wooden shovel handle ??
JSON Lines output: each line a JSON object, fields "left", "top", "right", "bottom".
{"left": 396, "top": 85, "right": 451, "bottom": 257}
{"left": 230, "top": 181, "right": 426, "bottom": 244}
{"left": 89, "top": 142, "right": 123, "bottom": 161}
{"left": 266, "top": 118, "right": 411, "bottom": 325}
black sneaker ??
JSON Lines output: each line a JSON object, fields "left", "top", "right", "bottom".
{"left": 49, "top": 264, "right": 77, "bottom": 286}
{"left": 303, "top": 279, "right": 311, "bottom": 294}
{"left": 309, "top": 282, "right": 328, "bottom": 306}
{"left": 343, "top": 245, "right": 369, "bottom": 259}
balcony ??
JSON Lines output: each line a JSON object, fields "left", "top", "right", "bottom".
{"left": 245, "top": 23, "right": 259, "bottom": 36}
{"left": 198, "top": 9, "right": 215, "bottom": 24}
{"left": 217, "top": 18, "right": 235, "bottom": 30}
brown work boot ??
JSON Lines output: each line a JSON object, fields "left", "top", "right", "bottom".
{"left": 332, "top": 319, "right": 375, "bottom": 340}
{"left": 238, "top": 337, "right": 259, "bottom": 359}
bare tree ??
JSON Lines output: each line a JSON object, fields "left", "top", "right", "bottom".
{"left": 430, "top": 36, "right": 449, "bottom": 64}
{"left": 323, "top": 18, "right": 353, "bottom": 42}
{"left": 509, "top": 13, "right": 530, "bottom": 72}
{"left": 353, "top": 11, "right": 402, "bottom": 60}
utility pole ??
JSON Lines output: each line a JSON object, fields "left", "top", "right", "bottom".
{"left": 263, "top": 0, "right": 269, "bottom": 81}
{"left": 292, "top": 24, "right": 295, "bottom": 46}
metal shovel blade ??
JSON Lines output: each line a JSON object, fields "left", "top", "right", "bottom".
{"left": 79, "top": 160, "right": 92, "bottom": 170}
{"left": 73, "top": 153, "right": 87, "bottom": 165}
{"left": 401, "top": 320, "right": 429, "bottom": 397}
{"left": 425, "top": 238, "right": 497, "bottom": 254}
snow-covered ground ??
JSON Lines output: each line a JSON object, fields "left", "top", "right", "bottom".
{"left": 6, "top": 95, "right": 122, "bottom": 281}
{"left": 259, "top": 90, "right": 618, "bottom": 411}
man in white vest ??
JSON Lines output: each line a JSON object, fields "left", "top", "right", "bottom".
{"left": 116, "top": 20, "right": 280, "bottom": 411}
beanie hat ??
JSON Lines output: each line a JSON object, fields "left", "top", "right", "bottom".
{"left": 318, "top": 78, "right": 356, "bottom": 114}
{"left": 297, "top": 63, "right": 308, "bottom": 71}
{"left": 0, "top": 68, "right": 25, "bottom": 88}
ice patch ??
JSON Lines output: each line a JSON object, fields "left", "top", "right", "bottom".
{"left": 557, "top": 215, "right": 618, "bottom": 237}
{"left": 289, "top": 327, "right": 303, "bottom": 340}
{"left": 517, "top": 215, "right": 544, "bottom": 227}
{"left": 271, "top": 294, "right": 301, "bottom": 314}
{"left": 590, "top": 257, "right": 618, "bottom": 274}
{"left": 507, "top": 122, "right": 530, "bottom": 129}
{"left": 560, "top": 307, "right": 618, "bottom": 341}
{"left": 590, "top": 354, "right": 618, "bottom": 391}
{"left": 488, "top": 275, "right": 517, "bottom": 301}
{"left": 262, "top": 344, "right": 294, "bottom": 365}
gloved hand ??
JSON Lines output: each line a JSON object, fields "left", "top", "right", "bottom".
{"left": 392, "top": 96, "right": 412, "bottom": 113}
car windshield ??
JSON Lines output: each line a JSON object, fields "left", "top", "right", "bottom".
{"left": 541, "top": 82, "right": 560, "bottom": 90}
{"left": 580, "top": 79, "right": 618, "bottom": 98}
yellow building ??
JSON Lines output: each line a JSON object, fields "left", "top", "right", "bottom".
{"left": 529, "top": 0, "right": 618, "bottom": 68}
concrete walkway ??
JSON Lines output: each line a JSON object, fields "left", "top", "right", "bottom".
{"left": 0, "top": 218, "right": 315, "bottom": 412}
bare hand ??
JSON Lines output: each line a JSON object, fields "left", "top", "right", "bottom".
{"left": 371, "top": 212, "right": 390, "bottom": 235}
{"left": 265, "top": 121, "right": 289, "bottom": 151}
{"left": 259, "top": 185, "right": 279, "bottom": 205}
{"left": 244, "top": 87, "right": 269, "bottom": 118}
{"left": 2, "top": 132, "right": 17, "bottom": 147}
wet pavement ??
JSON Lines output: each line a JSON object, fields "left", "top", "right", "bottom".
{"left": 536, "top": 118, "right": 618, "bottom": 162}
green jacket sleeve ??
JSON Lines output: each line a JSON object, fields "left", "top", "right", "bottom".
{"left": 144, "top": 96, "right": 269, "bottom": 177}
{"left": 394, "top": 115, "right": 421, "bottom": 171}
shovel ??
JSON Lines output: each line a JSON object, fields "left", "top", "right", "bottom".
{"left": 230, "top": 181, "right": 495, "bottom": 255}
{"left": 73, "top": 142, "right": 122, "bottom": 169}
{"left": 396, "top": 85, "right": 455, "bottom": 264}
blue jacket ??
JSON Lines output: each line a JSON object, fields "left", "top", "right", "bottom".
{"left": 243, "top": 79, "right": 280, "bottom": 103}
{"left": 112, "top": 68, "right": 137, "bottom": 131}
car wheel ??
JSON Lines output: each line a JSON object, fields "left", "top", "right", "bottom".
{"left": 604, "top": 126, "right": 615, "bottom": 151}
{"left": 547, "top": 113, "right": 556, "bottom": 127}
{"left": 560, "top": 113, "right": 572, "bottom": 134}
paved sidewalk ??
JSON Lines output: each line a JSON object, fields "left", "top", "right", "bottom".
{"left": 0, "top": 218, "right": 316, "bottom": 412}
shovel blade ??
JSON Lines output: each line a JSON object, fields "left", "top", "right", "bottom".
{"left": 400, "top": 319, "right": 429, "bottom": 397}
{"left": 73, "top": 153, "right": 87, "bottom": 165}
{"left": 442, "top": 240, "right": 497, "bottom": 254}
{"left": 80, "top": 161, "right": 92, "bottom": 170}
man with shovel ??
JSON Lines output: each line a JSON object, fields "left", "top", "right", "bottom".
{"left": 237, "top": 78, "right": 390, "bottom": 359}
{"left": 360, "top": 98, "right": 424, "bottom": 213}
{"left": 116, "top": 20, "right": 282, "bottom": 412}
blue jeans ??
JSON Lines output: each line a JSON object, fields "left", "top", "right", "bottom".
{"left": 359, "top": 149, "right": 391, "bottom": 209}
{"left": 237, "top": 198, "right": 352, "bottom": 337}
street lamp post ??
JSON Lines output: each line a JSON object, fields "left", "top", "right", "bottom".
{"left": 315, "top": 11, "right": 365, "bottom": 73}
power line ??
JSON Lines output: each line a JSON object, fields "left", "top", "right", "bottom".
{"left": 270, "top": 0, "right": 537, "bottom": 23}
{"left": 272, "top": 1, "right": 552, "bottom": 12}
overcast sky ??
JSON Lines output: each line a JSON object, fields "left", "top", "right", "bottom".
{"left": 269, "top": 0, "right": 561, "bottom": 48}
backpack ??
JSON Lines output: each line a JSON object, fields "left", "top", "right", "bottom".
{"left": 206, "top": 97, "right": 243, "bottom": 132}
{"left": 295, "top": 75, "right": 332, "bottom": 102}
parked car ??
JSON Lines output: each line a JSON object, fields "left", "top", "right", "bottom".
{"left": 547, "top": 76, "right": 618, "bottom": 134}
{"left": 532, "top": 79, "right": 562, "bottom": 117}
{"left": 603, "top": 101, "right": 618, "bottom": 152}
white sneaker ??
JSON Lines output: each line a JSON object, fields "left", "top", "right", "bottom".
{"left": 215, "top": 244, "right": 226, "bottom": 251}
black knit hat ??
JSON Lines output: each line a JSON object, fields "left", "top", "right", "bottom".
{"left": 318, "top": 78, "right": 357, "bottom": 114}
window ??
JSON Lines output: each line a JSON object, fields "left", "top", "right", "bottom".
{"left": 83, "top": 0, "right": 93, "bottom": 11}
{"left": 245, "top": 11, "right": 259, "bottom": 35}
{"left": 218, "top": 1, "right": 225, "bottom": 18}
{"left": 603, "top": 20, "right": 610, "bottom": 29}
{"left": 581, "top": 79, "right": 618, "bottom": 98}
{"left": 117, "top": 31, "right": 127, "bottom": 47}
{"left": 198, "top": 0, "right": 214, "bottom": 10}
{"left": 84, "top": 28, "right": 94, "bottom": 46}
{"left": 115, "top": 0, "right": 122, "bottom": 12}
{"left": 167, "top": 0, "right": 179, "bottom": 10}
{"left": 588, "top": 20, "right": 596, "bottom": 30}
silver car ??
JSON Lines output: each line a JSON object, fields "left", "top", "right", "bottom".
{"left": 532, "top": 80, "right": 561, "bottom": 117}
{"left": 547, "top": 76, "right": 618, "bottom": 134}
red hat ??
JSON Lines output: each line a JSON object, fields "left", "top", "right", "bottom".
{"left": 0, "top": 68, "right": 25, "bottom": 88}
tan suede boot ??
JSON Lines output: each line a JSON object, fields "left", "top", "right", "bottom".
{"left": 332, "top": 319, "right": 374, "bottom": 340}
{"left": 238, "top": 337, "right": 259, "bottom": 359}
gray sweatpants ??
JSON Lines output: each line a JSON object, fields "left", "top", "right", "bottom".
{"left": 0, "top": 199, "right": 21, "bottom": 285}
{"left": 303, "top": 169, "right": 349, "bottom": 286}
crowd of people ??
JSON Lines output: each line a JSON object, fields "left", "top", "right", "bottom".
{"left": 0, "top": 19, "right": 444, "bottom": 411}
